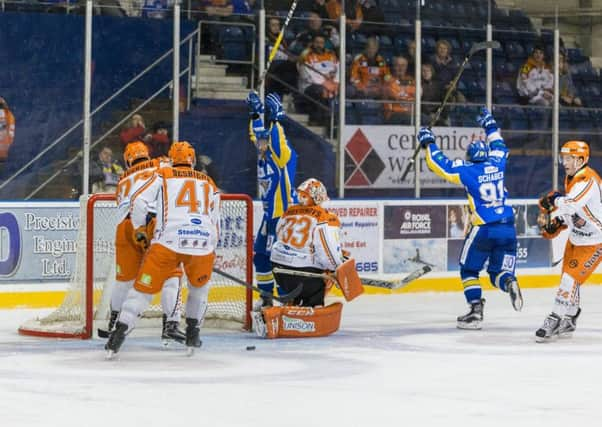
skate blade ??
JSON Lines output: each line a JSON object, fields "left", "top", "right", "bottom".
{"left": 457, "top": 321, "right": 482, "bottom": 330}
{"left": 161, "top": 339, "right": 171, "bottom": 349}
{"left": 535, "top": 334, "right": 558, "bottom": 343}
{"left": 558, "top": 331, "right": 574, "bottom": 339}
{"left": 186, "top": 347, "right": 196, "bottom": 357}
{"left": 105, "top": 350, "right": 118, "bottom": 360}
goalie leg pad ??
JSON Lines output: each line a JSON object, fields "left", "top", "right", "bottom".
{"left": 262, "top": 302, "right": 343, "bottom": 339}
{"left": 115, "top": 219, "right": 144, "bottom": 281}
{"left": 182, "top": 252, "right": 216, "bottom": 288}
{"left": 335, "top": 258, "right": 364, "bottom": 301}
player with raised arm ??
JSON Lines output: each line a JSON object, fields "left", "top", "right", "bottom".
{"left": 246, "top": 91, "right": 298, "bottom": 308}
{"left": 101, "top": 141, "right": 185, "bottom": 344}
{"left": 417, "top": 108, "right": 523, "bottom": 329}
{"left": 251, "top": 178, "right": 363, "bottom": 338}
{"left": 535, "top": 141, "right": 602, "bottom": 342}
{"left": 105, "top": 141, "right": 220, "bottom": 357}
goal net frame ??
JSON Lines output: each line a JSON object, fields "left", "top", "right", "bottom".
{"left": 18, "top": 193, "right": 253, "bottom": 339}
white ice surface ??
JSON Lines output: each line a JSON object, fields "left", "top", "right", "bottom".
{"left": 1, "top": 287, "right": 602, "bottom": 427}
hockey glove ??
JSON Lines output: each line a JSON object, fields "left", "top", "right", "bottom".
{"left": 537, "top": 212, "right": 567, "bottom": 239}
{"left": 417, "top": 127, "right": 435, "bottom": 149}
{"left": 538, "top": 190, "right": 561, "bottom": 212}
{"left": 246, "top": 90, "right": 264, "bottom": 117}
{"left": 476, "top": 107, "right": 499, "bottom": 135}
{"left": 265, "top": 93, "right": 285, "bottom": 122}
{"left": 133, "top": 226, "right": 150, "bottom": 251}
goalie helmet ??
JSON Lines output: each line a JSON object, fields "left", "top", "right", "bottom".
{"left": 123, "top": 141, "right": 150, "bottom": 168}
{"left": 466, "top": 140, "right": 488, "bottom": 163}
{"left": 169, "top": 141, "right": 196, "bottom": 167}
{"left": 297, "top": 178, "right": 329, "bottom": 206}
{"left": 561, "top": 140, "right": 589, "bottom": 164}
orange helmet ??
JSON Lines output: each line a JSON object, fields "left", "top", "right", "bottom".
{"left": 169, "top": 141, "right": 196, "bottom": 167}
{"left": 123, "top": 141, "right": 150, "bottom": 167}
{"left": 561, "top": 140, "right": 589, "bottom": 164}
{"left": 297, "top": 178, "right": 329, "bottom": 206}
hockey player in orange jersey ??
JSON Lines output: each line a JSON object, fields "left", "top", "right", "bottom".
{"left": 251, "top": 178, "right": 363, "bottom": 339}
{"left": 536, "top": 140, "right": 602, "bottom": 342}
{"left": 105, "top": 141, "right": 220, "bottom": 357}
{"left": 100, "top": 141, "right": 186, "bottom": 344}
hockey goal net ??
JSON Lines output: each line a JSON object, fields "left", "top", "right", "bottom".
{"left": 19, "top": 193, "right": 253, "bottom": 338}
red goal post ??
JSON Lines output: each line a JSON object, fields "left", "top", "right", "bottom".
{"left": 19, "top": 193, "right": 253, "bottom": 338}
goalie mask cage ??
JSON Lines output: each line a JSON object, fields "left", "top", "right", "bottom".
{"left": 18, "top": 193, "right": 253, "bottom": 338}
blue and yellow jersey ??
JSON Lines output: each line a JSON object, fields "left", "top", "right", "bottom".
{"left": 249, "top": 118, "right": 298, "bottom": 219}
{"left": 425, "top": 131, "right": 513, "bottom": 225}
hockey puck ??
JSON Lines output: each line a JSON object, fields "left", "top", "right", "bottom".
{"left": 246, "top": 345, "right": 256, "bottom": 351}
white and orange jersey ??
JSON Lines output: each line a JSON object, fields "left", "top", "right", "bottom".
{"left": 270, "top": 204, "right": 344, "bottom": 271}
{"left": 115, "top": 158, "right": 160, "bottom": 222}
{"left": 552, "top": 166, "right": 602, "bottom": 245}
{"left": 131, "top": 166, "right": 220, "bottom": 256}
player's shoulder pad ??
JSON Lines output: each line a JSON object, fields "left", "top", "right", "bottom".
{"left": 326, "top": 211, "right": 340, "bottom": 227}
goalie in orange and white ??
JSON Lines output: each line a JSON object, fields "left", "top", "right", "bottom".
{"left": 101, "top": 141, "right": 185, "bottom": 344}
{"left": 535, "top": 140, "right": 602, "bottom": 342}
{"left": 251, "top": 178, "right": 363, "bottom": 339}
{"left": 105, "top": 141, "right": 220, "bottom": 357}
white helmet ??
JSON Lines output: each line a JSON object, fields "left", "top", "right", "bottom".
{"left": 297, "top": 178, "right": 329, "bottom": 206}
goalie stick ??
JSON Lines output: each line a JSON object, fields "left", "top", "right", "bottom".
{"left": 273, "top": 265, "right": 432, "bottom": 291}
{"left": 400, "top": 40, "right": 502, "bottom": 182}
{"left": 212, "top": 267, "right": 302, "bottom": 304}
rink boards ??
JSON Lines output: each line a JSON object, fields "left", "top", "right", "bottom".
{"left": 0, "top": 199, "right": 597, "bottom": 308}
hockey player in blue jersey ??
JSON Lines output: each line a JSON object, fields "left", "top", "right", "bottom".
{"left": 417, "top": 107, "right": 523, "bottom": 329}
{"left": 246, "top": 91, "right": 298, "bottom": 308}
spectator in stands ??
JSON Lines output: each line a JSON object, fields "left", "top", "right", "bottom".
{"left": 289, "top": 11, "right": 339, "bottom": 56}
{"left": 141, "top": 0, "right": 171, "bottom": 19}
{"left": 430, "top": 40, "right": 458, "bottom": 89}
{"left": 90, "top": 146, "right": 124, "bottom": 194}
{"left": 297, "top": 33, "right": 339, "bottom": 125}
{"left": 383, "top": 56, "right": 415, "bottom": 124}
{"left": 352, "top": 0, "right": 385, "bottom": 35}
{"left": 349, "top": 36, "right": 390, "bottom": 99}
{"left": 310, "top": 0, "right": 330, "bottom": 19}
{"left": 559, "top": 52, "right": 582, "bottom": 107}
{"left": 516, "top": 45, "right": 554, "bottom": 106}
{"left": 145, "top": 122, "right": 171, "bottom": 158}
{"left": 265, "top": 17, "right": 298, "bottom": 97}
{"left": 120, "top": 114, "right": 147, "bottom": 146}
{"left": 421, "top": 63, "right": 447, "bottom": 126}
{"left": 0, "top": 97, "right": 15, "bottom": 163}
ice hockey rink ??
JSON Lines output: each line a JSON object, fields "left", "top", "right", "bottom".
{"left": 1, "top": 287, "right": 601, "bottom": 427}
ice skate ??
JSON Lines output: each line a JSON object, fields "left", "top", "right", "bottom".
{"left": 161, "top": 314, "right": 186, "bottom": 346}
{"left": 98, "top": 310, "right": 119, "bottom": 339}
{"left": 251, "top": 311, "right": 267, "bottom": 338}
{"left": 185, "top": 318, "right": 202, "bottom": 356}
{"left": 457, "top": 299, "right": 485, "bottom": 330}
{"left": 105, "top": 321, "right": 128, "bottom": 359}
{"left": 535, "top": 313, "right": 561, "bottom": 342}
{"left": 506, "top": 278, "right": 523, "bottom": 312}
{"left": 558, "top": 308, "right": 581, "bottom": 338}
{"left": 252, "top": 295, "right": 273, "bottom": 312}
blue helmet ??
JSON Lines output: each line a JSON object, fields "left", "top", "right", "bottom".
{"left": 466, "top": 140, "right": 488, "bottom": 162}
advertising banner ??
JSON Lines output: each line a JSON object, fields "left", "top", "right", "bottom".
{"left": 0, "top": 203, "right": 80, "bottom": 283}
{"left": 343, "top": 125, "right": 483, "bottom": 189}
{"left": 382, "top": 204, "right": 447, "bottom": 273}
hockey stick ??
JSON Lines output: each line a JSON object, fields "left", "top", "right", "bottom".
{"left": 212, "top": 267, "right": 302, "bottom": 304}
{"left": 273, "top": 265, "right": 432, "bottom": 291}
{"left": 400, "top": 40, "right": 501, "bottom": 182}
{"left": 257, "top": 0, "right": 300, "bottom": 90}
